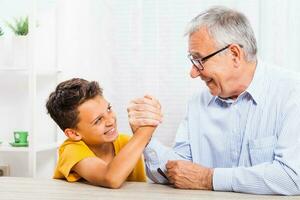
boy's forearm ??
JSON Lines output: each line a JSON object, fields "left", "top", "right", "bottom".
{"left": 104, "top": 127, "right": 155, "bottom": 187}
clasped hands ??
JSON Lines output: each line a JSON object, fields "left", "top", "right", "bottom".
{"left": 127, "top": 95, "right": 213, "bottom": 190}
{"left": 127, "top": 95, "right": 163, "bottom": 133}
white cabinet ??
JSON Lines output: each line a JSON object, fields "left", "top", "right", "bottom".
{"left": 0, "top": 0, "right": 62, "bottom": 177}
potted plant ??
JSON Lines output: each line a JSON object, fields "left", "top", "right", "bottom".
{"left": 6, "top": 16, "right": 29, "bottom": 68}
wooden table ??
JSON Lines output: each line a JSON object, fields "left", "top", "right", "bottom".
{"left": 0, "top": 177, "right": 297, "bottom": 200}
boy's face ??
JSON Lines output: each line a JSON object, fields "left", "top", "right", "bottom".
{"left": 75, "top": 95, "right": 118, "bottom": 146}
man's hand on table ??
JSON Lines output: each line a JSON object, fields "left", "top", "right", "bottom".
{"left": 166, "top": 160, "right": 214, "bottom": 190}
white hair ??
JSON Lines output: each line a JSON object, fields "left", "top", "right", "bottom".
{"left": 185, "top": 6, "right": 257, "bottom": 62}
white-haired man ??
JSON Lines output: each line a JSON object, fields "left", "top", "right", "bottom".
{"left": 128, "top": 6, "right": 300, "bottom": 195}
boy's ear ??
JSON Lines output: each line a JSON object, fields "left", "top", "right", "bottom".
{"left": 64, "top": 128, "right": 82, "bottom": 141}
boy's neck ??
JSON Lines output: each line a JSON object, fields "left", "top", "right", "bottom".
{"left": 89, "top": 142, "right": 115, "bottom": 160}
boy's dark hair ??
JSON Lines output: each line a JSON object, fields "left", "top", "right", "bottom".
{"left": 46, "top": 78, "right": 103, "bottom": 131}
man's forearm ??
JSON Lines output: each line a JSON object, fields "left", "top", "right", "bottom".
{"left": 213, "top": 161, "right": 300, "bottom": 195}
{"left": 144, "top": 138, "right": 188, "bottom": 183}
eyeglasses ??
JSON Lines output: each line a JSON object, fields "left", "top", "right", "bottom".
{"left": 188, "top": 44, "right": 230, "bottom": 71}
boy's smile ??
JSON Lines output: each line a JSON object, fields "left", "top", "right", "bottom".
{"left": 104, "top": 128, "right": 117, "bottom": 137}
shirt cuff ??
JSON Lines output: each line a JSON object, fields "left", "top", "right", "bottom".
{"left": 213, "top": 168, "right": 234, "bottom": 191}
{"left": 143, "top": 138, "right": 160, "bottom": 165}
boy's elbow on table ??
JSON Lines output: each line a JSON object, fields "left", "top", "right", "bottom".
{"left": 102, "top": 175, "right": 123, "bottom": 189}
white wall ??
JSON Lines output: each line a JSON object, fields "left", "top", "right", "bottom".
{"left": 56, "top": 0, "right": 300, "bottom": 146}
{"left": 1, "top": 0, "right": 300, "bottom": 177}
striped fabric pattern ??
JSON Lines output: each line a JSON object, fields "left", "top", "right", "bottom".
{"left": 144, "top": 60, "right": 300, "bottom": 195}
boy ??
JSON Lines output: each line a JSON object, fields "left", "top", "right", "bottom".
{"left": 46, "top": 78, "right": 162, "bottom": 188}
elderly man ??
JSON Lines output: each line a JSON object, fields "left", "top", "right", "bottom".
{"left": 127, "top": 6, "right": 300, "bottom": 195}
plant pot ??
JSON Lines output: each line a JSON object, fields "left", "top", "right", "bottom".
{"left": 0, "top": 37, "right": 7, "bottom": 67}
{"left": 12, "top": 35, "right": 28, "bottom": 68}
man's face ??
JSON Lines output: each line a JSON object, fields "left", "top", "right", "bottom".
{"left": 188, "top": 27, "right": 237, "bottom": 98}
{"left": 75, "top": 95, "right": 118, "bottom": 146}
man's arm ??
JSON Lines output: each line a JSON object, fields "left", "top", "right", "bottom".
{"left": 213, "top": 97, "right": 300, "bottom": 195}
{"left": 162, "top": 98, "right": 300, "bottom": 195}
{"left": 128, "top": 95, "right": 193, "bottom": 183}
{"left": 153, "top": 115, "right": 213, "bottom": 190}
{"left": 166, "top": 160, "right": 213, "bottom": 190}
{"left": 213, "top": 161, "right": 299, "bottom": 195}
{"left": 143, "top": 138, "right": 191, "bottom": 183}
{"left": 145, "top": 115, "right": 194, "bottom": 183}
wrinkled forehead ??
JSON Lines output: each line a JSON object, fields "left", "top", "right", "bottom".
{"left": 188, "top": 27, "right": 217, "bottom": 56}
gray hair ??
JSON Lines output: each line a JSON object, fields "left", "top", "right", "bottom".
{"left": 185, "top": 6, "right": 257, "bottom": 62}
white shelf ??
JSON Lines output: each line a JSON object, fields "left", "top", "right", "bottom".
{"left": 0, "top": 67, "right": 28, "bottom": 72}
{"left": 0, "top": 141, "right": 60, "bottom": 152}
{"left": 0, "top": 67, "right": 62, "bottom": 75}
{"left": 37, "top": 69, "right": 62, "bottom": 75}
{"left": 0, "top": 145, "right": 29, "bottom": 152}
{"left": 0, "top": 0, "right": 60, "bottom": 177}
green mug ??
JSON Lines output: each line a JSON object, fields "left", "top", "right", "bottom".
{"left": 14, "top": 131, "right": 28, "bottom": 144}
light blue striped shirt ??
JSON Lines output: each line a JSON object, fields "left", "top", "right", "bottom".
{"left": 144, "top": 61, "right": 300, "bottom": 195}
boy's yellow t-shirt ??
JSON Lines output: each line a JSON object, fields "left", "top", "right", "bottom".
{"left": 53, "top": 133, "right": 146, "bottom": 182}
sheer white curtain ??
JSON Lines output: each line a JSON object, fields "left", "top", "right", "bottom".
{"left": 57, "top": 0, "right": 300, "bottom": 146}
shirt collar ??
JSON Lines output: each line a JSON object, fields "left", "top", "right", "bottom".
{"left": 207, "top": 90, "right": 216, "bottom": 106}
{"left": 245, "top": 60, "right": 265, "bottom": 105}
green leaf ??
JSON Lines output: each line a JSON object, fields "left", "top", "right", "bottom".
{"left": 0, "top": 27, "right": 4, "bottom": 36}
{"left": 6, "top": 16, "right": 29, "bottom": 36}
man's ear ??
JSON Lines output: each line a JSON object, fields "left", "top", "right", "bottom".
{"left": 229, "top": 44, "right": 242, "bottom": 67}
{"left": 64, "top": 128, "right": 82, "bottom": 141}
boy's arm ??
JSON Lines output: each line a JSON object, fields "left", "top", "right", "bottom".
{"left": 73, "top": 95, "right": 161, "bottom": 188}
{"left": 72, "top": 127, "right": 155, "bottom": 188}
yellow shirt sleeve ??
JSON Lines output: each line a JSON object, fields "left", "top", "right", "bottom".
{"left": 53, "top": 139, "right": 96, "bottom": 182}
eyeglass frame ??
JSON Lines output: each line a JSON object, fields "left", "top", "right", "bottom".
{"left": 188, "top": 44, "right": 233, "bottom": 71}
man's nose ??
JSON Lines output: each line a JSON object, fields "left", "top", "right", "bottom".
{"left": 190, "top": 65, "right": 201, "bottom": 78}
